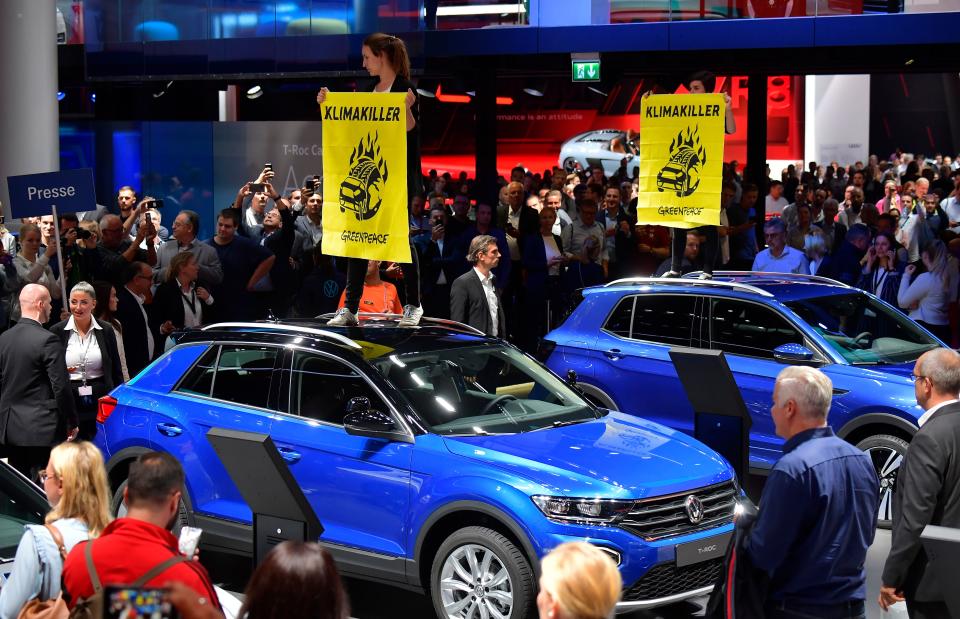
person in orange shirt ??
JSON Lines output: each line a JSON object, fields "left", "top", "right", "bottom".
{"left": 338, "top": 260, "right": 403, "bottom": 314}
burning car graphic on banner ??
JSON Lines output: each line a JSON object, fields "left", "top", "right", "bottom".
{"left": 340, "top": 131, "right": 389, "bottom": 221}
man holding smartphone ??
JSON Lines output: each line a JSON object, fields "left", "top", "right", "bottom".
{"left": 62, "top": 453, "right": 221, "bottom": 613}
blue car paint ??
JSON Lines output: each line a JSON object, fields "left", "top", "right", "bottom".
{"left": 96, "top": 333, "right": 736, "bottom": 594}
{"left": 545, "top": 278, "right": 929, "bottom": 470}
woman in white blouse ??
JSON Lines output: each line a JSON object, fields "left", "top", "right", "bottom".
{"left": 898, "top": 239, "right": 955, "bottom": 343}
{"left": 11, "top": 224, "right": 62, "bottom": 323}
{"left": 49, "top": 282, "right": 123, "bottom": 440}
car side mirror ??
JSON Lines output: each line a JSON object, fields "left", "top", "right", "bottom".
{"left": 343, "top": 397, "right": 413, "bottom": 443}
{"left": 773, "top": 343, "right": 823, "bottom": 367}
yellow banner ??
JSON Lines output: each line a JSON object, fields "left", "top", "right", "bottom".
{"left": 321, "top": 92, "right": 411, "bottom": 263}
{"left": 636, "top": 94, "right": 725, "bottom": 229}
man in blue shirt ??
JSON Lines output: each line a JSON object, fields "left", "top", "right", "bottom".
{"left": 744, "top": 366, "right": 879, "bottom": 619}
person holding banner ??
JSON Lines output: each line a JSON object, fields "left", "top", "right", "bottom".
{"left": 650, "top": 71, "right": 735, "bottom": 280}
{"left": 317, "top": 33, "right": 424, "bottom": 327}
{"left": 11, "top": 224, "right": 64, "bottom": 324}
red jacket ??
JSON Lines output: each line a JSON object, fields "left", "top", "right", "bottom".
{"left": 62, "top": 518, "right": 219, "bottom": 609}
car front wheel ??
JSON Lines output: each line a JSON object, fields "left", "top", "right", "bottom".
{"left": 430, "top": 526, "right": 535, "bottom": 619}
{"left": 856, "top": 434, "right": 909, "bottom": 529}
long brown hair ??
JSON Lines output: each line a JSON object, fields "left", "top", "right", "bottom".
{"left": 363, "top": 33, "right": 410, "bottom": 80}
{"left": 239, "top": 541, "right": 349, "bottom": 619}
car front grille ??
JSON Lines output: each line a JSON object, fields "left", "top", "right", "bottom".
{"left": 622, "top": 558, "right": 723, "bottom": 602}
{"left": 618, "top": 480, "right": 737, "bottom": 540}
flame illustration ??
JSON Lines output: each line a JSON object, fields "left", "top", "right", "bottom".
{"left": 349, "top": 131, "right": 389, "bottom": 183}
{"left": 669, "top": 126, "right": 707, "bottom": 167}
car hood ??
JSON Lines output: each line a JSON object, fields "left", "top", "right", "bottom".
{"left": 442, "top": 412, "right": 732, "bottom": 499}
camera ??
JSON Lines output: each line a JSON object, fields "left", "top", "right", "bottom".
{"left": 305, "top": 177, "right": 317, "bottom": 192}
{"left": 264, "top": 162, "right": 273, "bottom": 172}
{"left": 146, "top": 199, "right": 164, "bottom": 210}
{"left": 77, "top": 229, "right": 92, "bottom": 240}
{"left": 249, "top": 183, "right": 266, "bottom": 193}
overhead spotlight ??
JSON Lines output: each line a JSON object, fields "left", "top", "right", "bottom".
{"left": 466, "top": 91, "right": 476, "bottom": 97}
{"left": 57, "top": 91, "right": 66, "bottom": 101}
{"left": 415, "top": 87, "right": 436, "bottom": 98}
{"left": 152, "top": 80, "right": 174, "bottom": 99}
{"left": 523, "top": 87, "right": 544, "bottom": 97}
{"left": 246, "top": 85, "right": 263, "bottom": 99}
{"left": 905, "top": 58, "right": 915, "bottom": 65}
{"left": 587, "top": 86, "right": 608, "bottom": 97}
{"left": 90, "top": 93, "right": 96, "bottom": 103}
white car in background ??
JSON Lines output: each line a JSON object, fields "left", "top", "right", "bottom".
{"left": 558, "top": 129, "right": 639, "bottom": 178}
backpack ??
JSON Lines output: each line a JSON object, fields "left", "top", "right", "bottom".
{"left": 17, "top": 525, "right": 70, "bottom": 619}
{"left": 68, "top": 540, "right": 189, "bottom": 619}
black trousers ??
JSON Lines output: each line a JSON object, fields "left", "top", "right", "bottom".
{"left": 906, "top": 599, "right": 951, "bottom": 619}
{"left": 671, "top": 225, "right": 719, "bottom": 274}
{"left": 764, "top": 599, "right": 865, "bottom": 619}
{"left": 72, "top": 377, "right": 107, "bottom": 442}
{"left": 7, "top": 445, "right": 52, "bottom": 481}
{"left": 343, "top": 241, "right": 421, "bottom": 314}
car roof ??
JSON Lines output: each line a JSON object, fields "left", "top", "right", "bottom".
{"left": 175, "top": 315, "right": 494, "bottom": 356}
{"left": 588, "top": 272, "right": 857, "bottom": 303}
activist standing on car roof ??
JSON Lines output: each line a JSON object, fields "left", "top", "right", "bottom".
{"left": 656, "top": 71, "right": 735, "bottom": 281}
{"left": 317, "top": 33, "right": 425, "bottom": 327}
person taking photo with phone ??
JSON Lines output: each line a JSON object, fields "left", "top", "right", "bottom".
{"left": 317, "top": 33, "right": 425, "bottom": 327}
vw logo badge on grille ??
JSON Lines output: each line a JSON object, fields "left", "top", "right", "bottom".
{"left": 685, "top": 495, "right": 704, "bottom": 524}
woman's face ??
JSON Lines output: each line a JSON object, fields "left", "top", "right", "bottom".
{"left": 70, "top": 291, "right": 96, "bottom": 322}
{"left": 21, "top": 230, "right": 40, "bottom": 255}
{"left": 179, "top": 257, "right": 200, "bottom": 284}
{"left": 109, "top": 287, "right": 119, "bottom": 313}
{"left": 361, "top": 45, "right": 384, "bottom": 77}
{"left": 539, "top": 208, "right": 557, "bottom": 232}
{"left": 875, "top": 235, "right": 892, "bottom": 257}
{"left": 42, "top": 460, "right": 62, "bottom": 507}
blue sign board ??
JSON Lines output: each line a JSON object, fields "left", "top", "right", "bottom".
{"left": 6, "top": 168, "right": 96, "bottom": 218}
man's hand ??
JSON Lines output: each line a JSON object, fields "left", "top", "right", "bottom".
{"left": 160, "top": 320, "right": 175, "bottom": 336}
{"left": 196, "top": 287, "right": 210, "bottom": 302}
{"left": 237, "top": 182, "right": 252, "bottom": 198}
{"left": 164, "top": 581, "right": 224, "bottom": 619}
{"left": 66, "top": 426, "right": 79, "bottom": 442}
{"left": 254, "top": 168, "right": 275, "bottom": 185}
{"left": 63, "top": 228, "right": 77, "bottom": 248}
{"left": 431, "top": 224, "right": 444, "bottom": 241}
{"left": 878, "top": 585, "right": 904, "bottom": 610}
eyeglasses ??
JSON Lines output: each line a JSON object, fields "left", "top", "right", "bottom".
{"left": 910, "top": 374, "right": 928, "bottom": 383}
{"left": 38, "top": 470, "right": 55, "bottom": 484}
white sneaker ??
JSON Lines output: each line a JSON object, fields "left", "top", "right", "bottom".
{"left": 398, "top": 304, "right": 424, "bottom": 327}
{"left": 660, "top": 270, "right": 682, "bottom": 278}
{"left": 327, "top": 308, "right": 359, "bottom": 326}
{"left": 698, "top": 272, "right": 714, "bottom": 280}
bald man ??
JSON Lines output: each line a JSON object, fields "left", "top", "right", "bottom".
{"left": 881, "top": 348, "right": 960, "bottom": 618}
{"left": 0, "top": 284, "right": 78, "bottom": 478}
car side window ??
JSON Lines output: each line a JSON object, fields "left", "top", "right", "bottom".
{"left": 631, "top": 295, "right": 698, "bottom": 346}
{"left": 603, "top": 297, "right": 635, "bottom": 338}
{"left": 710, "top": 299, "right": 803, "bottom": 359}
{"left": 209, "top": 345, "right": 279, "bottom": 409}
{"left": 175, "top": 346, "right": 219, "bottom": 397}
{"left": 289, "top": 351, "right": 388, "bottom": 426}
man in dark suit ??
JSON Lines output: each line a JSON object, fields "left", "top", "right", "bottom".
{"left": 450, "top": 235, "right": 506, "bottom": 337}
{"left": 422, "top": 206, "right": 466, "bottom": 320}
{"left": 116, "top": 261, "right": 157, "bottom": 377}
{"left": 0, "top": 285, "right": 78, "bottom": 477}
{"left": 880, "top": 347, "right": 960, "bottom": 618}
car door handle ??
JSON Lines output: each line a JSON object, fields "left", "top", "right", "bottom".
{"left": 604, "top": 349, "right": 623, "bottom": 360}
{"left": 277, "top": 447, "right": 302, "bottom": 464}
{"left": 155, "top": 423, "right": 183, "bottom": 437}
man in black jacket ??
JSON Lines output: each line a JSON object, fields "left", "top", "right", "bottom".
{"left": 116, "top": 261, "right": 157, "bottom": 377}
{"left": 0, "top": 284, "right": 78, "bottom": 477}
{"left": 450, "top": 235, "right": 505, "bottom": 337}
{"left": 881, "top": 347, "right": 960, "bottom": 618}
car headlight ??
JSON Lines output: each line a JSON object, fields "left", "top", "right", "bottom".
{"left": 531, "top": 496, "right": 635, "bottom": 525}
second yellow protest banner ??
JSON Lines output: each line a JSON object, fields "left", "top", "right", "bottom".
{"left": 636, "top": 93, "right": 725, "bottom": 229}
{"left": 321, "top": 92, "right": 411, "bottom": 263}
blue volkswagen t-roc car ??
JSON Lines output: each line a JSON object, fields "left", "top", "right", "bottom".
{"left": 95, "top": 317, "right": 740, "bottom": 619}
{"left": 541, "top": 272, "right": 945, "bottom": 527}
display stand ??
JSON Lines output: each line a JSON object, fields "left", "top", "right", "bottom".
{"left": 206, "top": 428, "right": 322, "bottom": 565}
{"left": 668, "top": 347, "right": 752, "bottom": 487}
{"left": 920, "top": 525, "right": 960, "bottom": 616}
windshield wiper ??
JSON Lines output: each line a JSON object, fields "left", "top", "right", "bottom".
{"left": 551, "top": 419, "right": 592, "bottom": 429}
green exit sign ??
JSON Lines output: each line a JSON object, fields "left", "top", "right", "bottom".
{"left": 572, "top": 60, "right": 601, "bottom": 82}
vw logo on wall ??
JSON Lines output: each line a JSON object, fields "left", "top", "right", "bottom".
{"left": 685, "top": 495, "right": 705, "bottom": 524}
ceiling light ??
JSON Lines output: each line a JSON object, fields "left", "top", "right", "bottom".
{"left": 587, "top": 86, "right": 608, "bottom": 97}
{"left": 905, "top": 58, "right": 915, "bottom": 65}
{"left": 415, "top": 87, "right": 436, "bottom": 98}
{"left": 523, "top": 88, "right": 544, "bottom": 97}
{"left": 90, "top": 93, "right": 96, "bottom": 103}
{"left": 152, "top": 80, "right": 174, "bottom": 99}
{"left": 246, "top": 85, "right": 263, "bottom": 99}
{"left": 56, "top": 91, "right": 65, "bottom": 101}
{"left": 466, "top": 91, "right": 476, "bottom": 97}
{"left": 436, "top": 3, "right": 526, "bottom": 16}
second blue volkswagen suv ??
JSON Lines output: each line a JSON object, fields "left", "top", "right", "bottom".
{"left": 95, "top": 317, "right": 739, "bottom": 619}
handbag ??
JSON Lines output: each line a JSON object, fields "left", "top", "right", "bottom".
{"left": 16, "top": 524, "right": 70, "bottom": 619}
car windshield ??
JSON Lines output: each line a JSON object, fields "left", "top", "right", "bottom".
{"left": 371, "top": 343, "right": 599, "bottom": 435}
{"left": 785, "top": 292, "right": 941, "bottom": 365}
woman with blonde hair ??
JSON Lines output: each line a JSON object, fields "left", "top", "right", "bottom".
{"left": 0, "top": 441, "right": 112, "bottom": 618}
{"left": 537, "top": 542, "right": 621, "bottom": 619}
